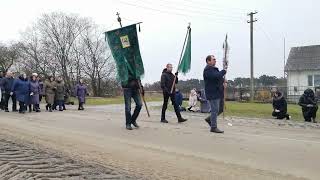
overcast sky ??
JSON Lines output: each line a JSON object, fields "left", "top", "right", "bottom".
{"left": 0, "top": 0, "right": 319, "bottom": 83}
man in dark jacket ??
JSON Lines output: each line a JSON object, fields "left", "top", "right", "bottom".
{"left": 299, "top": 89, "right": 318, "bottom": 123}
{"left": 160, "top": 64, "right": 187, "bottom": 123}
{"left": 203, "top": 55, "right": 226, "bottom": 133}
{"left": 122, "top": 77, "right": 144, "bottom": 130}
{"left": 2, "top": 71, "right": 17, "bottom": 112}
{"left": 272, "top": 91, "right": 290, "bottom": 120}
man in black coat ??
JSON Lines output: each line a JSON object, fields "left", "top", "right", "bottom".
{"left": 299, "top": 89, "right": 318, "bottom": 123}
{"left": 203, "top": 55, "right": 226, "bottom": 133}
{"left": 160, "top": 64, "right": 187, "bottom": 123}
{"left": 272, "top": 91, "right": 290, "bottom": 120}
{"left": 2, "top": 71, "right": 17, "bottom": 112}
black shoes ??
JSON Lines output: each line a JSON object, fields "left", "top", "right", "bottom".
{"left": 205, "top": 117, "right": 211, "bottom": 126}
{"left": 132, "top": 122, "right": 140, "bottom": 128}
{"left": 126, "top": 124, "right": 133, "bottom": 130}
{"left": 210, "top": 128, "right": 224, "bottom": 133}
{"left": 161, "top": 118, "right": 187, "bottom": 123}
{"left": 178, "top": 118, "right": 187, "bottom": 123}
{"left": 161, "top": 119, "right": 169, "bottom": 123}
{"left": 5, "top": 110, "right": 9, "bottom": 112}
{"left": 312, "top": 118, "right": 318, "bottom": 123}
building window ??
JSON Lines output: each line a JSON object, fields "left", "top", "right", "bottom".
{"left": 314, "top": 75, "right": 320, "bottom": 86}
{"left": 308, "top": 75, "right": 313, "bottom": 86}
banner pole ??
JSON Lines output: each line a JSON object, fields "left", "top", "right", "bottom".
{"left": 170, "top": 24, "right": 191, "bottom": 94}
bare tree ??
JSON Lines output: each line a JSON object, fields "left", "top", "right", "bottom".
{"left": 79, "top": 24, "right": 115, "bottom": 96}
{"left": 18, "top": 11, "right": 117, "bottom": 96}
{"left": 37, "top": 12, "right": 91, "bottom": 89}
{"left": 0, "top": 43, "right": 20, "bottom": 73}
{"left": 19, "top": 28, "right": 58, "bottom": 77}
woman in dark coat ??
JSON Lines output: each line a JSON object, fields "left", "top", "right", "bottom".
{"left": 55, "top": 77, "right": 65, "bottom": 111}
{"left": 37, "top": 76, "right": 44, "bottom": 104}
{"left": 272, "top": 91, "right": 290, "bottom": 120}
{"left": 44, "top": 76, "right": 56, "bottom": 112}
{"left": 28, "top": 74, "right": 41, "bottom": 112}
{"left": 299, "top": 89, "right": 318, "bottom": 123}
{"left": 75, "top": 79, "right": 87, "bottom": 110}
{"left": 11, "top": 74, "right": 30, "bottom": 113}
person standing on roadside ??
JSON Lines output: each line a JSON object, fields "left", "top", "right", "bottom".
{"left": 2, "top": 71, "right": 17, "bottom": 112}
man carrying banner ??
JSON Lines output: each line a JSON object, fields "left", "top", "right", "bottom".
{"left": 203, "top": 55, "right": 226, "bottom": 133}
{"left": 160, "top": 64, "right": 187, "bottom": 123}
{"left": 105, "top": 23, "right": 148, "bottom": 130}
{"left": 160, "top": 24, "right": 191, "bottom": 124}
{"left": 122, "top": 77, "right": 144, "bottom": 130}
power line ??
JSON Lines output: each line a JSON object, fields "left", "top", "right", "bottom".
{"left": 135, "top": 0, "right": 243, "bottom": 21}
{"left": 138, "top": 0, "right": 246, "bottom": 18}
{"left": 176, "top": 0, "right": 250, "bottom": 12}
{"left": 116, "top": 0, "right": 245, "bottom": 24}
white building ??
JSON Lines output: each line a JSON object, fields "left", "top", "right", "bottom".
{"left": 285, "top": 45, "right": 320, "bottom": 102}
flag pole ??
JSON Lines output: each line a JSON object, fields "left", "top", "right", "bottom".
{"left": 138, "top": 80, "right": 150, "bottom": 117}
{"left": 170, "top": 23, "right": 191, "bottom": 94}
{"left": 222, "top": 34, "right": 228, "bottom": 121}
{"left": 116, "top": 12, "right": 150, "bottom": 117}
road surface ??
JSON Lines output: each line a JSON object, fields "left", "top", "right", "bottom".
{"left": 0, "top": 103, "right": 319, "bottom": 180}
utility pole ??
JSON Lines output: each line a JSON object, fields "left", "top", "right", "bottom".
{"left": 116, "top": 12, "right": 122, "bottom": 27}
{"left": 283, "top": 37, "right": 286, "bottom": 78}
{"left": 247, "top": 11, "right": 258, "bottom": 102}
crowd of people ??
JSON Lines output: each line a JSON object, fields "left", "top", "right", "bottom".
{"left": 0, "top": 71, "right": 88, "bottom": 113}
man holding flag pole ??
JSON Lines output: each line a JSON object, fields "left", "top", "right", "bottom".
{"left": 105, "top": 13, "right": 150, "bottom": 130}
{"left": 204, "top": 34, "right": 229, "bottom": 133}
{"left": 203, "top": 54, "right": 227, "bottom": 133}
{"left": 160, "top": 24, "right": 191, "bottom": 123}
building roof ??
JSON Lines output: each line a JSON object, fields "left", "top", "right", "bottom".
{"left": 285, "top": 45, "right": 320, "bottom": 71}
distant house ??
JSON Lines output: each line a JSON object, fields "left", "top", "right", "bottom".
{"left": 285, "top": 45, "right": 320, "bottom": 102}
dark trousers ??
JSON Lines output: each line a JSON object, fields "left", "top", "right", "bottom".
{"left": 4, "top": 93, "right": 17, "bottom": 111}
{"left": 57, "top": 100, "right": 64, "bottom": 111}
{"left": 0, "top": 92, "right": 5, "bottom": 110}
{"left": 46, "top": 103, "right": 52, "bottom": 111}
{"left": 52, "top": 101, "right": 57, "bottom": 110}
{"left": 303, "top": 106, "right": 318, "bottom": 122}
{"left": 18, "top": 101, "right": 26, "bottom": 113}
{"left": 39, "top": 95, "right": 43, "bottom": 102}
{"left": 161, "top": 92, "right": 182, "bottom": 120}
{"left": 78, "top": 102, "right": 84, "bottom": 110}
{"left": 272, "top": 111, "right": 290, "bottom": 120}
{"left": 123, "top": 88, "right": 142, "bottom": 125}
{"left": 29, "top": 104, "right": 40, "bottom": 111}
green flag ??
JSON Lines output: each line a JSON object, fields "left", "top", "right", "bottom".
{"left": 178, "top": 28, "right": 191, "bottom": 74}
{"left": 105, "top": 24, "right": 144, "bottom": 85}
